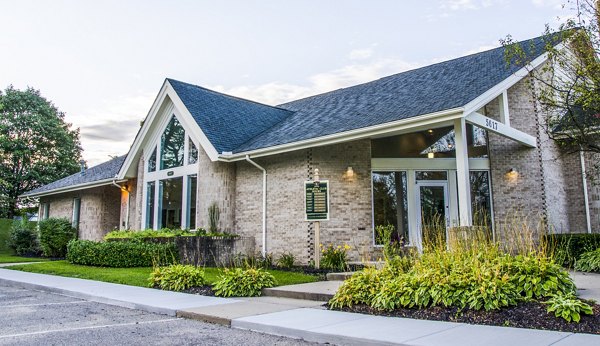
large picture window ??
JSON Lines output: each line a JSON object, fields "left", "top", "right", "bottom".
{"left": 160, "top": 116, "right": 185, "bottom": 170}
{"left": 372, "top": 171, "right": 409, "bottom": 245}
{"left": 144, "top": 113, "right": 199, "bottom": 230}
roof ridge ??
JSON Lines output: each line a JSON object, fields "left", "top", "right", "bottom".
{"left": 277, "top": 32, "right": 559, "bottom": 108}
{"left": 166, "top": 78, "right": 294, "bottom": 113}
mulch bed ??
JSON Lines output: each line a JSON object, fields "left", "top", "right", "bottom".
{"left": 182, "top": 285, "right": 216, "bottom": 296}
{"left": 330, "top": 301, "right": 600, "bottom": 334}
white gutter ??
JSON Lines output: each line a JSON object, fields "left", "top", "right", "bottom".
{"left": 580, "top": 150, "right": 592, "bottom": 234}
{"left": 245, "top": 155, "right": 267, "bottom": 257}
{"left": 21, "top": 178, "right": 128, "bottom": 198}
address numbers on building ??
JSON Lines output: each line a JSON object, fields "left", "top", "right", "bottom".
{"left": 305, "top": 180, "right": 329, "bottom": 221}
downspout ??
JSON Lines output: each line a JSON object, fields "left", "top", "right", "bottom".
{"left": 580, "top": 150, "right": 592, "bottom": 234}
{"left": 245, "top": 155, "right": 267, "bottom": 257}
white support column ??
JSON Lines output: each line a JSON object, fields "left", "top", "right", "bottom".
{"left": 454, "top": 118, "right": 472, "bottom": 226}
{"left": 499, "top": 90, "right": 511, "bottom": 126}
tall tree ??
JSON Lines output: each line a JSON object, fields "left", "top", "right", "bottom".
{"left": 502, "top": 0, "right": 600, "bottom": 180}
{"left": 0, "top": 86, "right": 82, "bottom": 218}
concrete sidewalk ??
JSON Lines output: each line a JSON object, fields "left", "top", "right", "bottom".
{"left": 1, "top": 268, "right": 600, "bottom": 346}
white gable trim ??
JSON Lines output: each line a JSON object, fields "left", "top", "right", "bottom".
{"left": 117, "top": 80, "right": 219, "bottom": 179}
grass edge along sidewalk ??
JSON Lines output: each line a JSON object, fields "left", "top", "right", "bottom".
{"left": 5, "top": 260, "right": 319, "bottom": 288}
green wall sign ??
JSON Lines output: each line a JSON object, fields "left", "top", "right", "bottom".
{"left": 305, "top": 180, "right": 329, "bottom": 221}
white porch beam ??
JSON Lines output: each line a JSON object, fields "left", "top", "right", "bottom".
{"left": 465, "top": 112, "right": 536, "bottom": 148}
{"left": 454, "top": 118, "right": 472, "bottom": 227}
{"left": 498, "top": 90, "right": 511, "bottom": 126}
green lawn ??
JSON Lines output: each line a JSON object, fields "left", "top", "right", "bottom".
{"left": 6, "top": 261, "right": 319, "bottom": 288}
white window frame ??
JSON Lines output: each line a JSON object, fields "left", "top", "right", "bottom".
{"left": 141, "top": 108, "right": 200, "bottom": 230}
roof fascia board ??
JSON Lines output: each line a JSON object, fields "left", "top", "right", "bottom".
{"left": 21, "top": 178, "right": 128, "bottom": 198}
{"left": 118, "top": 80, "right": 222, "bottom": 179}
{"left": 117, "top": 80, "right": 170, "bottom": 179}
{"left": 164, "top": 81, "right": 220, "bottom": 161}
{"left": 219, "top": 107, "right": 464, "bottom": 161}
{"left": 466, "top": 111, "right": 537, "bottom": 147}
{"left": 463, "top": 48, "right": 554, "bottom": 115}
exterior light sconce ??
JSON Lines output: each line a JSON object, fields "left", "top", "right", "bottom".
{"left": 427, "top": 152, "right": 435, "bottom": 159}
{"left": 346, "top": 166, "right": 354, "bottom": 178}
{"left": 506, "top": 168, "right": 518, "bottom": 180}
{"left": 427, "top": 129, "right": 434, "bottom": 134}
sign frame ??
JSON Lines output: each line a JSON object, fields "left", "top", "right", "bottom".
{"left": 304, "top": 180, "right": 330, "bottom": 221}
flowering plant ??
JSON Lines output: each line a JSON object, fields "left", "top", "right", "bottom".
{"left": 320, "top": 243, "right": 350, "bottom": 271}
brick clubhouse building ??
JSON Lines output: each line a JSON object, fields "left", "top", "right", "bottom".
{"left": 23, "top": 34, "right": 599, "bottom": 263}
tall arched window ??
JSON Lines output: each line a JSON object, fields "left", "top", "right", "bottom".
{"left": 143, "top": 114, "right": 199, "bottom": 230}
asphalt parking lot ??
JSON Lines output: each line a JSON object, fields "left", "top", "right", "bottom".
{"left": 0, "top": 285, "right": 313, "bottom": 346}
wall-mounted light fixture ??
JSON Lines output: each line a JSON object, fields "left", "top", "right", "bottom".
{"left": 346, "top": 166, "right": 354, "bottom": 178}
{"left": 427, "top": 152, "right": 435, "bottom": 159}
{"left": 506, "top": 167, "right": 518, "bottom": 180}
{"left": 427, "top": 129, "right": 434, "bottom": 134}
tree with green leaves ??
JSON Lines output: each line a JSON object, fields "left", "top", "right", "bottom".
{"left": 502, "top": 0, "right": 600, "bottom": 180}
{"left": 0, "top": 85, "right": 82, "bottom": 218}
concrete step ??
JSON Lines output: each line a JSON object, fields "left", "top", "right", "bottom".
{"left": 262, "top": 281, "right": 344, "bottom": 301}
{"left": 326, "top": 272, "right": 355, "bottom": 281}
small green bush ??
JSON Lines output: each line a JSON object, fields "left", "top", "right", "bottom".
{"left": 277, "top": 252, "right": 295, "bottom": 268}
{"left": 574, "top": 248, "right": 600, "bottom": 272}
{"left": 66, "top": 240, "right": 178, "bottom": 267}
{"left": 320, "top": 243, "right": 349, "bottom": 271}
{"left": 213, "top": 268, "right": 276, "bottom": 297}
{"left": 544, "top": 294, "right": 593, "bottom": 322}
{"left": 543, "top": 233, "right": 600, "bottom": 267}
{"left": 149, "top": 264, "right": 205, "bottom": 291}
{"left": 6, "top": 218, "right": 40, "bottom": 256}
{"left": 39, "top": 218, "right": 77, "bottom": 258}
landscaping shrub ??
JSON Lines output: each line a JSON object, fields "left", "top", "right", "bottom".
{"left": 543, "top": 233, "right": 600, "bottom": 267}
{"left": 38, "top": 218, "right": 77, "bottom": 258}
{"left": 320, "top": 243, "right": 349, "bottom": 271}
{"left": 233, "top": 252, "right": 274, "bottom": 269}
{"left": 330, "top": 245, "right": 577, "bottom": 316}
{"left": 544, "top": 294, "right": 593, "bottom": 323}
{"left": 212, "top": 268, "right": 276, "bottom": 297}
{"left": 149, "top": 264, "right": 205, "bottom": 291}
{"left": 104, "top": 228, "right": 235, "bottom": 241}
{"left": 277, "top": 252, "right": 295, "bottom": 268}
{"left": 6, "top": 218, "right": 40, "bottom": 256}
{"left": 574, "top": 248, "right": 600, "bottom": 272}
{"left": 66, "top": 239, "right": 178, "bottom": 267}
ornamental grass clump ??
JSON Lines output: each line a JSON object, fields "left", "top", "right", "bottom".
{"left": 320, "top": 243, "right": 350, "bottom": 271}
{"left": 149, "top": 264, "right": 205, "bottom": 291}
{"left": 330, "top": 216, "right": 585, "bottom": 322}
{"left": 212, "top": 268, "right": 276, "bottom": 297}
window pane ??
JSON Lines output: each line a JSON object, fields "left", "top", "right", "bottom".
{"left": 160, "top": 116, "right": 185, "bottom": 170}
{"left": 371, "top": 124, "right": 488, "bottom": 158}
{"left": 72, "top": 198, "right": 81, "bottom": 229}
{"left": 187, "top": 175, "right": 197, "bottom": 229}
{"left": 148, "top": 147, "right": 157, "bottom": 172}
{"left": 160, "top": 177, "right": 183, "bottom": 229}
{"left": 146, "top": 182, "right": 155, "bottom": 229}
{"left": 372, "top": 172, "right": 408, "bottom": 245}
{"left": 188, "top": 139, "right": 198, "bottom": 165}
{"left": 416, "top": 171, "right": 448, "bottom": 181}
{"left": 470, "top": 171, "right": 492, "bottom": 227}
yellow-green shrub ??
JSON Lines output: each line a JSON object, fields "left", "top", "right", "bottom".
{"left": 149, "top": 264, "right": 205, "bottom": 291}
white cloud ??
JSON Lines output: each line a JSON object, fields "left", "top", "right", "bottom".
{"left": 212, "top": 58, "right": 419, "bottom": 106}
{"left": 439, "top": 0, "right": 498, "bottom": 10}
{"left": 70, "top": 92, "right": 155, "bottom": 165}
{"left": 531, "top": 0, "right": 564, "bottom": 10}
{"left": 349, "top": 48, "right": 373, "bottom": 60}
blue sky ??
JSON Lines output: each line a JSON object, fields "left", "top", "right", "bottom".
{"left": 0, "top": 0, "right": 569, "bottom": 165}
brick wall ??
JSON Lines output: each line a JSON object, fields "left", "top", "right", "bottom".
{"left": 486, "top": 76, "right": 590, "bottom": 236}
{"left": 234, "top": 140, "right": 374, "bottom": 264}
{"left": 196, "top": 147, "right": 236, "bottom": 232}
{"left": 41, "top": 185, "right": 120, "bottom": 241}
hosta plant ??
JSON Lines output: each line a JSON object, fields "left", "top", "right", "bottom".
{"left": 544, "top": 294, "right": 593, "bottom": 323}
{"left": 149, "top": 264, "right": 205, "bottom": 291}
{"left": 213, "top": 268, "right": 276, "bottom": 297}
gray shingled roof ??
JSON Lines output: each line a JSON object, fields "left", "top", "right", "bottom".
{"left": 233, "top": 35, "right": 553, "bottom": 152}
{"left": 22, "top": 155, "right": 126, "bottom": 196}
{"left": 168, "top": 79, "right": 294, "bottom": 153}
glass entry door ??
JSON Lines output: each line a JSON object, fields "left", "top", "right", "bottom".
{"left": 416, "top": 182, "right": 450, "bottom": 248}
